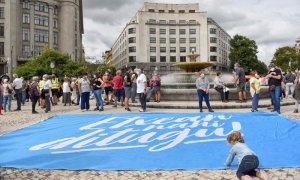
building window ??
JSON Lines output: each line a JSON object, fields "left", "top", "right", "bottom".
{"left": 0, "top": 0, "right": 5, "bottom": 3}
{"left": 170, "top": 47, "right": 176, "bottom": 53}
{"left": 210, "top": 46, "right": 217, "bottom": 52}
{"left": 128, "top": 37, "right": 136, "bottom": 43}
{"left": 179, "top": 29, "right": 186, "bottom": 35}
{"left": 189, "top": 20, "right": 196, "bottom": 24}
{"left": 54, "top": 32, "right": 58, "bottom": 44}
{"left": 150, "top": 56, "right": 156, "bottom": 62}
{"left": 23, "top": 28, "right": 30, "bottom": 41}
{"left": 180, "top": 47, "right": 186, "bottom": 53}
{"left": 170, "top": 38, "right": 176, "bottom": 44}
{"left": 34, "top": 46, "right": 44, "bottom": 56}
{"left": 75, "top": 34, "right": 77, "bottom": 47}
{"left": 23, "top": 14, "right": 30, "bottom": 24}
{"left": 0, "top": 7, "right": 4, "bottom": 18}
{"left": 159, "top": 20, "right": 167, "bottom": 24}
{"left": 129, "top": 56, "right": 136, "bottom": 62}
{"left": 210, "top": 56, "right": 217, "bottom": 61}
{"left": 179, "top": 10, "right": 185, "bottom": 13}
{"left": 180, "top": 56, "right": 186, "bottom": 62}
{"left": 0, "top": 42, "right": 4, "bottom": 56}
{"left": 34, "top": 2, "right": 49, "bottom": 13}
{"left": 54, "top": 19, "right": 58, "bottom": 28}
{"left": 148, "top": 9, "right": 155, "bottom": 12}
{"left": 160, "top": 66, "right": 167, "bottom": 71}
{"left": 0, "top": 23, "right": 3, "bottom": 37}
{"left": 150, "top": 47, "right": 156, "bottom": 52}
{"left": 169, "top": 29, "right": 176, "bottom": 35}
{"left": 158, "top": 10, "right": 165, "bottom": 13}
{"left": 160, "top": 56, "right": 166, "bottom": 62}
{"left": 150, "top": 37, "right": 156, "bottom": 43}
{"left": 34, "top": 15, "right": 49, "bottom": 26}
{"left": 210, "top": 28, "right": 217, "bottom": 34}
{"left": 190, "top": 47, "right": 196, "bottom": 52}
{"left": 149, "top": 28, "right": 156, "bottom": 34}
{"left": 23, "top": 0, "right": 29, "bottom": 9}
{"left": 169, "top": 20, "right": 176, "bottom": 24}
{"left": 169, "top": 10, "right": 175, "bottom": 13}
{"left": 128, "top": 28, "right": 136, "bottom": 34}
{"left": 54, "top": 6, "right": 58, "bottom": 15}
{"left": 75, "top": 8, "right": 78, "bottom": 18}
{"left": 22, "top": 45, "right": 30, "bottom": 57}
{"left": 189, "top": 29, "right": 196, "bottom": 34}
{"left": 189, "top": 10, "right": 196, "bottom": 13}
{"left": 148, "top": 19, "right": 156, "bottom": 24}
{"left": 170, "top": 56, "right": 176, "bottom": 62}
{"left": 34, "top": 29, "right": 49, "bottom": 42}
{"left": 160, "top": 38, "right": 166, "bottom": 44}
{"left": 190, "top": 38, "right": 196, "bottom": 43}
{"left": 160, "top": 47, "right": 166, "bottom": 53}
{"left": 129, "top": 46, "right": 136, "bottom": 53}
{"left": 180, "top": 38, "right": 186, "bottom": 44}
{"left": 160, "top": 29, "right": 166, "bottom": 34}
{"left": 179, "top": 20, "right": 186, "bottom": 24}
{"left": 150, "top": 66, "right": 156, "bottom": 71}
{"left": 210, "top": 37, "right": 217, "bottom": 43}
{"left": 75, "top": 21, "right": 77, "bottom": 31}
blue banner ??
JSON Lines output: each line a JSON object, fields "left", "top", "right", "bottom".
{"left": 0, "top": 112, "right": 299, "bottom": 170}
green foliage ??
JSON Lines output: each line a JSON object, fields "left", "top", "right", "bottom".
{"left": 98, "top": 64, "right": 116, "bottom": 76}
{"left": 271, "top": 46, "right": 298, "bottom": 71}
{"left": 229, "top": 34, "right": 268, "bottom": 74}
{"left": 15, "top": 49, "right": 86, "bottom": 79}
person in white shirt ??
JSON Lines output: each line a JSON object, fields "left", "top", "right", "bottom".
{"left": 42, "top": 74, "right": 52, "bottom": 113}
{"left": 136, "top": 68, "right": 147, "bottom": 112}
{"left": 12, "top": 74, "right": 23, "bottom": 111}
{"left": 62, "top": 77, "right": 72, "bottom": 106}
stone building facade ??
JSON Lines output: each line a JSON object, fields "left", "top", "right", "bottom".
{"left": 0, "top": 0, "right": 84, "bottom": 76}
{"left": 111, "top": 2, "right": 231, "bottom": 75}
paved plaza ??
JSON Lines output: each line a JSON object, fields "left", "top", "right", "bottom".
{"left": 0, "top": 99, "right": 300, "bottom": 180}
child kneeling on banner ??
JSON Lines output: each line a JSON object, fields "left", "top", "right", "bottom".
{"left": 224, "top": 131, "right": 270, "bottom": 180}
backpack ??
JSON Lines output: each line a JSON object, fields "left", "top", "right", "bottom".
{"left": 29, "top": 83, "right": 39, "bottom": 97}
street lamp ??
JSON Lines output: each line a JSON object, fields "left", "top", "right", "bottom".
{"left": 50, "top": 62, "right": 55, "bottom": 74}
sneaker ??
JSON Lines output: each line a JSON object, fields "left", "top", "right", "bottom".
{"left": 99, "top": 108, "right": 104, "bottom": 111}
{"left": 293, "top": 109, "right": 298, "bottom": 113}
{"left": 259, "top": 170, "right": 270, "bottom": 180}
{"left": 32, "top": 111, "right": 39, "bottom": 114}
{"left": 244, "top": 175, "right": 253, "bottom": 180}
{"left": 139, "top": 108, "right": 144, "bottom": 112}
{"left": 112, "top": 105, "right": 117, "bottom": 108}
{"left": 94, "top": 108, "right": 99, "bottom": 111}
{"left": 209, "top": 109, "right": 214, "bottom": 112}
{"left": 125, "top": 108, "right": 131, "bottom": 112}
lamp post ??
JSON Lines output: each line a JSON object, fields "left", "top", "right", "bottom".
{"left": 50, "top": 62, "right": 55, "bottom": 74}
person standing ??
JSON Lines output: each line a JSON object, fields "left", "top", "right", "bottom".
{"left": 51, "top": 74, "right": 60, "bottom": 105}
{"left": 42, "top": 74, "right": 52, "bottom": 113}
{"left": 136, "top": 68, "right": 147, "bottom": 112}
{"left": 124, "top": 71, "right": 132, "bottom": 111}
{"left": 266, "top": 64, "right": 282, "bottom": 114}
{"left": 130, "top": 68, "right": 138, "bottom": 103}
{"left": 3, "top": 79, "right": 13, "bottom": 113}
{"left": 233, "top": 63, "right": 247, "bottom": 102}
{"left": 293, "top": 71, "right": 300, "bottom": 113}
{"left": 92, "top": 73, "right": 104, "bottom": 111}
{"left": 214, "top": 72, "right": 229, "bottom": 103}
{"left": 150, "top": 71, "right": 161, "bottom": 102}
{"left": 249, "top": 71, "right": 261, "bottom": 112}
{"left": 284, "top": 69, "right": 296, "bottom": 98}
{"left": 79, "top": 73, "right": 90, "bottom": 112}
{"left": 38, "top": 76, "right": 45, "bottom": 108}
{"left": 12, "top": 74, "right": 23, "bottom": 111}
{"left": 196, "top": 71, "right": 214, "bottom": 113}
{"left": 30, "top": 76, "right": 40, "bottom": 114}
{"left": 0, "top": 79, "right": 3, "bottom": 115}
{"left": 62, "top": 77, "right": 72, "bottom": 106}
{"left": 102, "top": 71, "right": 113, "bottom": 105}
{"left": 112, "top": 70, "right": 124, "bottom": 108}
{"left": 20, "top": 77, "right": 27, "bottom": 105}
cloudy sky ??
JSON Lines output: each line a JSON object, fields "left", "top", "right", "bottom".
{"left": 82, "top": 0, "right": 300, "bottom": 64}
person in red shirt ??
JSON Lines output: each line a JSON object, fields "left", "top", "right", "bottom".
{"left": 112, "top": 70, "right": 124, "bottom": 107}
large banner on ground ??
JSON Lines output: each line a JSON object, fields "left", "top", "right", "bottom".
{"left": 0, "top": 112, "right": 299, "bottom": 170}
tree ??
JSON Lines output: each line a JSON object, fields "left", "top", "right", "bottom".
{"left": 229, "top": 34, "right": 268, "bottom": 74}
{"left": 15, "top": 49, "right": 86, "bottom": 79}
{"left": 271, "top": 46, "right": 298, "bottom": 71}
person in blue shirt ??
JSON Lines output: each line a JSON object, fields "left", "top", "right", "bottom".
{"left": 224, "top": 131, "right": 270, "bottom": 180}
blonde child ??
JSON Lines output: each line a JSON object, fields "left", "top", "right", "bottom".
{"left": 224, "top": 132, "right": 269, "bottom": 180}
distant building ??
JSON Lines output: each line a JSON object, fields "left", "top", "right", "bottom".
{"left": 111, "top": 2, "right": 231, "bottom": 75}
{"left": 0, "top": 0, "right": 84, "bottom": 76}
{"left": 295, "top": 37, "right": 300, "bottom": 53}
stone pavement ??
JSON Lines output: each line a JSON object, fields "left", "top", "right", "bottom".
{"left": 0, "top": 98, "right": 299, "bottom": 180}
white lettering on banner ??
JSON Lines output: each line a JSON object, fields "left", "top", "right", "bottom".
{"left": 29, "top": 114, "right": 241, "bottom": 153}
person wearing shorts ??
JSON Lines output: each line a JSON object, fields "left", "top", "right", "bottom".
{"left": 112, "top": 70, "right": 124, "bottom": 107}
{"left": 234, "top": 63, "right": 247, "bottom": 102}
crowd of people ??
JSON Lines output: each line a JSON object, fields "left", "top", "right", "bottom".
{"left": 0, "top": 67, "right": 162, "bottom": 115}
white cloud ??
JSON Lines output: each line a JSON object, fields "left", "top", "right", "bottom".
{"left": 82, "top": 0, "right": 300, "bottom": 65}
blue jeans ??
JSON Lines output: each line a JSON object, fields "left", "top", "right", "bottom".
{"left": 270, "top": 86, "right": 281, "bottom": 113}
{"left": 76, "top": 91, "right": 80, "bottom": 104}
{"left": 251, "top": 93, "right": 259, "bottom": 111}
{"left": 139, "top": 93, "right": 147, "bottom": 111}
{"left": 236, "top": 155, "right": 259, "bottom": 179}
{"left": 81, "top": 92, "right": 90, "bottom": 110}
{"left": 22, "top": 91, "right": 27, "bottom": 104}
{"left": 94, "top": 89, "right": 104, "bottom": 109}
{"left": 3, "top": 95, "right": 12, "bottom": 111}
{"left": 197, "top": 89, "right": 212, "bottom": 111}
{"left": 15, "top": 89, "right": 22, "bottom": 110}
